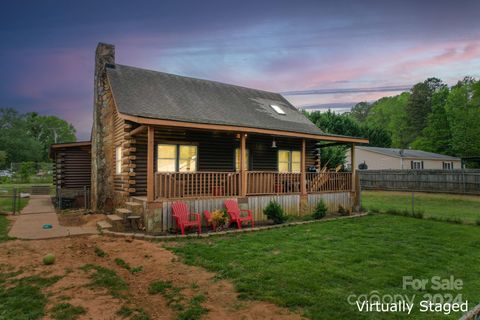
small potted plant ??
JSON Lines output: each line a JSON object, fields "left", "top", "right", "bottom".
{"left": 210, "top": 209, "right": 229, "bottom": 231}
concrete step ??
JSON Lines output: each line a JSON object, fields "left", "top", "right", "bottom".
{"left": 126, "top": 215, "right": 141, "bottom": 220}
{"left": 125, "top": 201, "right": 142, "bottom": 208}
{"left": 107, "top": 214, "right": 123, "bottom": 222}
{"left": 116, "top": 208, "right": 132, "bottom": 216}
{"left": 107, "top": 214, "right": 124, "bottom": 232}
{"left": 97, "top": 220, "right": 112, "bottom": 230}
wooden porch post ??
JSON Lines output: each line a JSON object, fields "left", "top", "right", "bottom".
{"left": 351, "top": 143, "right": 356, "bottom": 191}
{"left": 147, "top": 126, "right": 155, "bottom": 202}
{"left": 301, "top": 139, "right": 307, "bottom": 195}
{"left": 240, "top": 133, "right": 247, "bottom": 197}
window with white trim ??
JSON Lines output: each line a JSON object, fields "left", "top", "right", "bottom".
{"left": 278, "top": 150, "right": 301, "bottom": 173}
{"left": 411, "top": 160, "right": 423, "bottom": 170}
{"left": 179, "top": 145, "right": 197, "bottom": 172}
{"left": 115, "top": 146, "right": 122, "bottom": 175}
{"left": 235, "top": 148, "right": 249, "bottom": 171}
{"left": 442, "top": 161, "right": 453, "bottom": 170}
{"left": 157, "top": 144, "right": 197, "bottom": 172}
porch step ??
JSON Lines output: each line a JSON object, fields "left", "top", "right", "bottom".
{"left": 96, "top": 220, "right": 112, "bottom": 230}
{"left": 115, "top": 208, "right": 132, "bottom": 217}
{"left": 107, "top": 214, "right": 123, "bottom": 221}
{"left": 125, "top": 201, "right": 142, "bottom": 208}
{"left": 107, "top": 214, "right": 124, "bottom": 232}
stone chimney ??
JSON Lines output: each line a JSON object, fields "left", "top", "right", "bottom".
{"left": 91, "top": 43, "right": 115, "bottom": 211}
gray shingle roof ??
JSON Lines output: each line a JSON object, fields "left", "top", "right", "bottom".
{"left": 357, "top": 146, "right": 460, "bottom": 160}
{"left": 106, "top": 64, "right": 324, "bottom": 135}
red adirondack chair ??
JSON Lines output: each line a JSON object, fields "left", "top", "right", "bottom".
{"left": 224, "top": 199, "right": 254, "bottom": 229}
{"left": 171, "top": 202, "right": 202, "bottom": 235}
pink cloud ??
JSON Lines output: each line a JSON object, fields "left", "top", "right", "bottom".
{"left": 392, "top": 42, "right": 480, "bottom": 74}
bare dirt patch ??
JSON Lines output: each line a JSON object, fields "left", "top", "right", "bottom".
{"left": 58, "top": 211, "right": 105, "bottom": 227}
{"left": 0, "top": 235, "right": 303, "bottom": 320}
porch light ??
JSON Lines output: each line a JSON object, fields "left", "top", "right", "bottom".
{"left": 271, "top": 138, "right": 277, "bottom": 148}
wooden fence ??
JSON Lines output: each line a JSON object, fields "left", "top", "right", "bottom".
{"left": 358, "top": 170, "right": 480, "bottom": 194}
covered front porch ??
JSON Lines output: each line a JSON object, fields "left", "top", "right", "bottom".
{"left": 121, "top": 124, "right": 361, "bottom": 202}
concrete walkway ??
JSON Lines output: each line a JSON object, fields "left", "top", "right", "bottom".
{"left": 8, "top": 195, "right": 98, "bottom": 240}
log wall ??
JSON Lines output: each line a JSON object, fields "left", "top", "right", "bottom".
{"left": 132, "top": 127, "right": 318, "bottom": 196}
{"left": 52, "top": 143, "right": 91, "bottom": 189}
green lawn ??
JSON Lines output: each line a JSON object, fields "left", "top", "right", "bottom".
{"left": 362, "top": 191, "right": 480, "bottom": 224}
{"left": 169, "top": 215, "right": 480, "bottom": 319}
{"left": 0, "top": 197, "right": 28, "bottom": 214}
{"left": 0, "top": 215, "right": 12, "bottom": 242}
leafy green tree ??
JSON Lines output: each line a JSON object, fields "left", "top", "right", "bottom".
{"left": 305, "top": 110, "right": 391, "bottom": 168}
{"left": 411, "top": 87, "right": 452, "bottom": 154}
{"left": 25, "top": 112, "right": 76, "bottom": 160}
{"left": 444, "top": 77, "right": 480, "bottom": 157}
{"left": 0, "top": 109, "right": 76, "bottom": 165}
{"left": 365, "top": 92, "right": 410, "bottom": 148}
{"left": 349, "top": 102, "right": 371, "bottom": 122}
{"left": 307, "top": 110, "right": 363, "bottom": 137}
{"left": 360, "top": 125, "right": 392, "bottom": 147}
{"left": 404, "top": 78, "right": 446, "bottom": 145}
{"left": 0, "top": 108, "right": 43, "bottom": 164}
{"left": 0, "top": 151, "right": 6, "bottom": 169}
{"left": 17, "top": 161, "right": 36, "bottom": 183}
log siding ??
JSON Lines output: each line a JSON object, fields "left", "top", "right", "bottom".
{"left": 52, "top": 143, "right": 91, "bottom": 189}
{"left": 131, "top": 127, "right": 319, "bottom": 196}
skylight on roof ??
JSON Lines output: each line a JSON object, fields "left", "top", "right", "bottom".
{"left": 270, "top": 104, "right": 285, "bottom": 115}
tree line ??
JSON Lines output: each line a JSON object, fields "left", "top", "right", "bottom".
{"left": 0, "top": 108, "right": 76, "bottom": 168}
{"left": 305, "top": 77, "right": 480, "bottom": 168}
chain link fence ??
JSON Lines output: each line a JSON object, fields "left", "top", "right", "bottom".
{"left": 54, "top": 186, "right": 91, "bottom": 210}
{"left": 0, "top": 185, "right": 52, "bottom": 214}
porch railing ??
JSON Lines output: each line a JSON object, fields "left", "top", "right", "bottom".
{"left": 306, "top": 172, "right": 352, "bottom": 193}
{"left": 155, "top": 172, "right": 240, "bottom": 199}
{"left": 154, "top": 171, "right": 352, "bottom": 200}
{"left": 247, "top": 171, "right": 301, "bottom": 195}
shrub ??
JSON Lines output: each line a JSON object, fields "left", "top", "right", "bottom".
{"left": 312, "top": 200, "right": 327, "bottom": 219}
{"left": 476, "top": 219, "right": 480, "bottom": 226}
{"left": 263, "top": 201, "right": 286, "bottom": 224}
{"left": 338, "top": 205, "right": 350, "bottom": 216}
{"left": 211, "top": 210, "right": 228, "bottom": 227}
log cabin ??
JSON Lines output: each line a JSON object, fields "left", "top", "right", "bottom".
{"left": 53, "top": 43, "right": 368, "bottom": 233}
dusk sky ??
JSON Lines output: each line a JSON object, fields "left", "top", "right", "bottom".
{"left": 1, "top": 0, "right": 480, "bottom": 140}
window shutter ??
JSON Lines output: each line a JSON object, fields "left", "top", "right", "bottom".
{"left": 410, "top": 161, "right": 413, "bottom": 169}
{"left": 421, "top": 161, "right": 424, "bottom": 169}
